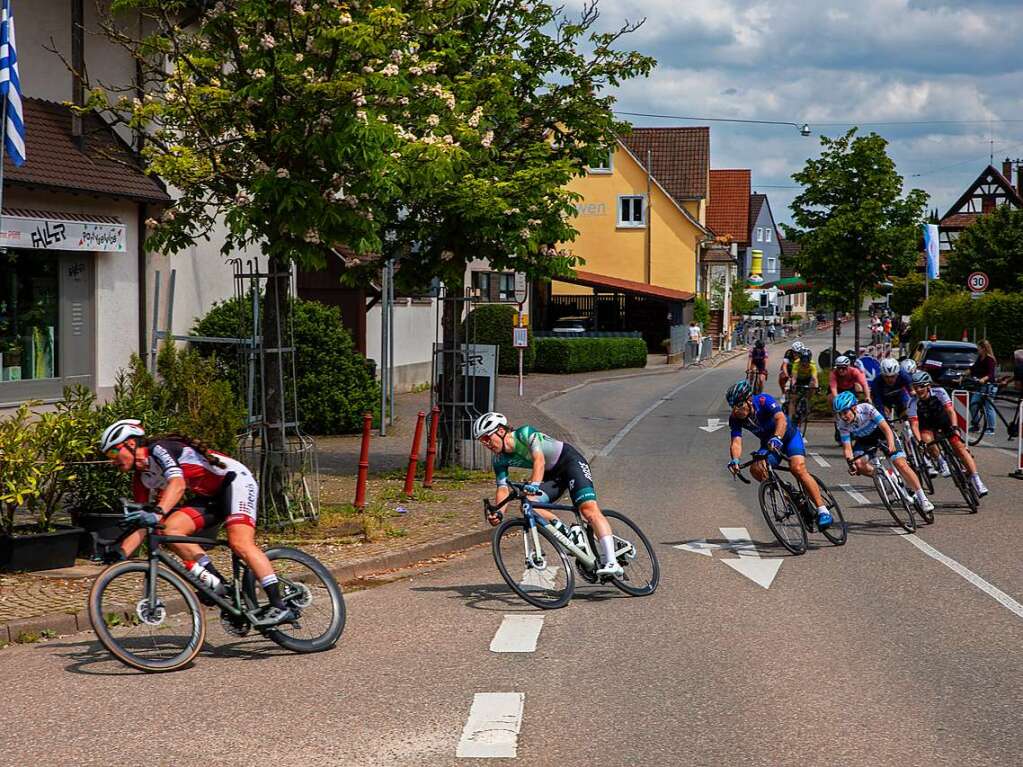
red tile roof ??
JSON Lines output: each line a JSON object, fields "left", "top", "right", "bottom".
{"left": 939, "top": 212, "right": 978, "bottom": 229}
{"left": 619, "top": 127, "right": 709, "bottom": 203}
{"left": 707, "top": 169, "right": 751, "bottom": 243}
{"left": 5, "top": 98, "right": 170, "bottom": 204}
{"left": 569, "top": 269, "right": 694, "bottom": 302}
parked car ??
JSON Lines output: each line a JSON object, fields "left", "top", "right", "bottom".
{"left": 551, "top": 316, "right": 591, "bottom": 334}
{"left": 912, "top": 340, "right": 978, "bottom": 387}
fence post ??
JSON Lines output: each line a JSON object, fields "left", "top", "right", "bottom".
{"left": 354, "top": 412, "right": 372, "bottom": 510}
{"left": 423, "top": 405, "right": 440, "bottom": 488}
{"left": 404, "top": 411, "right": 427, "bottom": 498}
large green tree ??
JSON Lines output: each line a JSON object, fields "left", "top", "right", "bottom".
{"left": 784, "top": 129, "right": 928, "bottom": 350}
{"left": 945, "top": 205, "right": 1023, "bottom": 292}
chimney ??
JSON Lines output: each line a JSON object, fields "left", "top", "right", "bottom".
{"left": 1003, "top": 157, "right": 1013, "bottom": 183}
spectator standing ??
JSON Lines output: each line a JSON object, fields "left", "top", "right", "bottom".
{"left": 970, "top": 340, "right": 998, "bottom": 435}
{"left": 687, "top": 320, "right": 702, "bottom": 362}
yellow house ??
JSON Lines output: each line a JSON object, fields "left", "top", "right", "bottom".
{"left": 541, "top": 127, "right": 712, "bottom": 347}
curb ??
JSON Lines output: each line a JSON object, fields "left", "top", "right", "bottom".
{"left": 0, "top": 529, "right": 492, "bottom": 645}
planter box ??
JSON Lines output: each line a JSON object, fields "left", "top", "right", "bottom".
{"left": 0, "top": 525, "right": 84, "bottom": 572}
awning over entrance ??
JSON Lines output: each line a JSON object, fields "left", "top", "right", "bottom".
{"left": 561, "top": 269, "right": 695, "bottom": 303}
{"left": 0, "top": 209, "right": 126, "bottom": 253}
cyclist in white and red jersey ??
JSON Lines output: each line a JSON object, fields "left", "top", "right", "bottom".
{"left": 100, "top": 419, "right": 294, "bottom": 626}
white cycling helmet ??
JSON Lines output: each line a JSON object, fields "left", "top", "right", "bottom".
{"left": 900, "top": 358, "right": 917, "bottom": 375}
{"left": 880, "top": 358, "right": 900, "bottom": 376}
{"left": 472, "top": 412, "right": 508, "bottom": 440}
{"left": 791, "top": 341, "right": 805, "bottom": 352}
{"left": 834, "top": 355, "right": 851, "bottom": 368}
{"left": 100, "top": 418, "right": 146, "bottom": 453}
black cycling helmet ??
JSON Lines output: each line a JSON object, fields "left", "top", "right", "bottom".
{"left": 799, "top": 349, "right": 812, "bottom": 362}
{"left": 726, "top": 379, "right": 753, "bottom": 407}
{"left": 754, "top": 339, "right": 764, "bottom": 349}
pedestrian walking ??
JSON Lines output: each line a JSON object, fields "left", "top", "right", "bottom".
{"left": 688, "top": 319, "right": 703, "bottom": 362}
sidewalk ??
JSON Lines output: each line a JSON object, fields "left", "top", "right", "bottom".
{"left": 0, "top": 343, "right": 756, "bottom": 644}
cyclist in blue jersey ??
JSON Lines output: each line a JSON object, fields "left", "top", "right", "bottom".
{"left": 869, "top": 357, "right": 921, "bottom": 440}
{"left": 833, "top": 391, "right": 934, "bottom": 514}
{"left": 747, "top": 340, "right": 768, "bottom": 392}
{"left": 724, "top": 380, "right": 833, "bottom": 529}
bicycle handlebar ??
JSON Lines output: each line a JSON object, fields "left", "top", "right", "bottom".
{"left": 482, "top": 481, "right": 534, "bottom": 523}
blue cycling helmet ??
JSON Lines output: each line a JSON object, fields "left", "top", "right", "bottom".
{"left": 726, "top": 379, "right": 753, "bottom": 407}
{"left": 833, "top": 391, "right": 857, "bottom": 413}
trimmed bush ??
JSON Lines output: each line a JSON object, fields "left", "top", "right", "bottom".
{"left": 910, "top": 290, "right": 1023, "bottom": 361}
{"left": 193, "top": 296, "right": 379, "bottom": 434}
{"left": 533, "top": 337, "right": 647, "bottom": 373}
{"left": 464, "top": 303, "right": 535, "bottom": 374}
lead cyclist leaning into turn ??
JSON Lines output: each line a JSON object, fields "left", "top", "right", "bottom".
{"left": 475, "top": 412, "right": 624, "bottom": 578}
{"left": 724, "top": 380, "right": 833, "bottom": 530}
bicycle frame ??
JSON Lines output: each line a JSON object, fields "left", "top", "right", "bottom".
{"left": 519, "top": 500, "right": 599, "bottom": 571}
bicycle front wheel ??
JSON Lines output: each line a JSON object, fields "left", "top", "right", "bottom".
{"left": 244, "top": 547, "right": 346, "bottom": 653}
{"left": 758, "top": 480, "right": 808, "bottom": 555}
{"left": 909, "top": 439, "right": 934, "bottom": 495}
{"left": 796, "top": 398, "right": 809, "bottom": 437}
{"left": 943, "top": 444, "right": 978, "bottom": 513}
{"left": 968, "top": 402, "right": 987, "bottom": 447}
{"left": 600, "top": 510, "right": 659, "bottom": 597}
{"left": 879, "top": 468, "right": 916, "bottom": 532}
{"left": 493, "top": 518, "right": 575, "bottom": 609}
{"left": 88, "top": 561, "right": 206, "bottom": 673}
{"left": 813, "top": 475, "right": 848, "bottom": 546}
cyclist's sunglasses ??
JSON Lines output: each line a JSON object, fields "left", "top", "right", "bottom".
{"left": 912, "top": 383, "right": 930, "bottom": 391}
{"left": 105, "top": 446, "right": 127, "bottom": 459}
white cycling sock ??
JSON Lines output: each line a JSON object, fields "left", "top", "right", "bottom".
{"left": 915, "top": 488, "right": 927, "bottom": 502}
{"left": 816, "top": 505, "right": 829, "bottom": 515}
{"left": 599, "top": 535, "right": 616, "bottom": 565}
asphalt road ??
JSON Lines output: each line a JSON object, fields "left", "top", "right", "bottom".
{"left": 3, "top": 333, "right": 1023, "bottom": 767}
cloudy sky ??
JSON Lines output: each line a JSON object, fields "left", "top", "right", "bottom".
{"left": 569, "top": 0, "right": 1023, "bottom": 225}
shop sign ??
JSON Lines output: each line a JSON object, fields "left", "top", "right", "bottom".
{"left": 0, "top": 214, "right": 126, "bottom": 253}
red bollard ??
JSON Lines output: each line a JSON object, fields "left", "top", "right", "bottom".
{"left": 354, "top": 412, "right": 372, "bottom": 510}
{"left": 423, "top": 405, "right": 440, "bottom": 488}
{"left": 404, "top": 411, "right": 427, "bottom": 498}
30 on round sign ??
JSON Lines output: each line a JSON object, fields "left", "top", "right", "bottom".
{"left": 968, "top": 271, "right": 989, "bottom": 292}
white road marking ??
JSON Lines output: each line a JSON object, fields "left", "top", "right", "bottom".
{"left": 518, "top": 565, "right": 559, "bottom": 593}
{"left": 840, "top": 483, "right": 870, "bottom": 505}
{"left": 718, "top": 527, "right": 783, "bottom": 589}
{"left": 899, "top": 533, "right": 1023, "bottom": 620}
{"left": 810, "top": 452, "right": 831, "bottom": 468}
{"left": 599, "top": 370, "right": 713, "bottom": 456}
{"left": 698, "top": 417, "right": 726, "bottom": 433}
{"left": 490, "top": 615, "right": 544, "bottom": 653}
{"left": 456, "top": 692, "right": 525, "bottom": 758}
{"left": 674, "top": 540, "right": 721, "bottom": 557}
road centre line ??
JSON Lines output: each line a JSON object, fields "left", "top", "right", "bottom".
{"left": 810, "top": 452, "right": 831, "bottom": 468}
{"left": 490, "top": 615, "right": 544, "bottom": 653}
{"left": 899, "top": 533, "right": 1023, "bottom": 620}
{"left": 840, "top": 483, "right": 870, "bottom": 505}
{"left": 598, "top": 370, "right": 714, "bottom": 457}
{"left": 456, "top": 692, "right": 525, "bottom": 758}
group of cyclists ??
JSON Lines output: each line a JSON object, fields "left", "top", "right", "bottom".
{"left": 732, "top": 338, "right": 990, "bottom": 531}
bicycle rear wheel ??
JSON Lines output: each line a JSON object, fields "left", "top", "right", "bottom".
{"left": 878, "top": 466, "right": 916, "bottom": 532}
{"left": 909, "top": 438, "right": 934, "bottom": 495}
{"left": 600, "top": 510, "right": 659, "bottom": 597}
{"left": 796, "top": 397, "right": 809, "bottom": 437}
{"left": 493, "top": 518, "right": 575, "bottom": 609}
{"left": 244, "top": 547, "right": 346, "bottom": 653}
{"left": 88, "top": 561, "right": 205, "bottom": 673}
{"left": 968, "top": 402, "right": 987, "bottom": 446}
{"left": 943, "top": 443, "right": 978, "bottom": 513}
{"left": 813, "top": 475, "right": 848, "bottom": 546}
{"left": 758, "top": 480, "right": 807, "bottom": 555}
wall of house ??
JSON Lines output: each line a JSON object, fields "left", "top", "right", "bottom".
{"left": 558, "top": 147, "right": 700, "bottom": 296}
{"left": 366, "top": 300, "right": 438, "bottom": 392}
{"left": 745, "top": 207, "right": 782, "bottom": 287}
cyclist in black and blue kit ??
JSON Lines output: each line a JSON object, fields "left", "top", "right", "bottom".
{"left": 725, "top": 379, "right": 833, "bottom": 528}
{"left": 869, "top": 357, "right": 914, "bottom": 420}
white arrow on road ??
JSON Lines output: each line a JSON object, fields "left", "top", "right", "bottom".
{"left": 718, "top": 527, "right": 783, "bottom": 589}
{"left": 698, "top": 418, "right": 727, "bottom": 433}
{"left": 674, "top": 540, "right": 722, "bottom": 557}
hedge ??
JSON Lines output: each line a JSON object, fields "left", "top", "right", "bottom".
{"left": 464, "top": 303, "right": 535, "bottom": 374}
{"left": 910, "top": 290, "right": 1023, "bottom": 361}
{"left": 533, "top": 337, "right": 647, "bottom": 373}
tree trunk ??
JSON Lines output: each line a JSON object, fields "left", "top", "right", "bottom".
{"left": 853, "top": 286, "right": 861, "bottom": 353}
{"left": 831, "top": 307, "right": 838, "bottom": 364}
{"left": 259, "top": 254, "right": 292, "bottom": 517}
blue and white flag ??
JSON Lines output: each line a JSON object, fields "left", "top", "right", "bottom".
{"left": 0, "top": 0, "right": 25, "bottom": 166}
{"left": 923, "top": 223, "right": 940, "bottom": 280}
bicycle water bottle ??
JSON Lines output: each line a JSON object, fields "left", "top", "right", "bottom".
{"left": 189, "top": 562, "right": 226, "bottom": 596}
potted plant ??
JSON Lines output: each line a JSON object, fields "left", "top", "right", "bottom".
{"left": 0, "top": 402, "right": 84, "bottom": 571}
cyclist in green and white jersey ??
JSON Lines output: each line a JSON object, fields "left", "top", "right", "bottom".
{"left": 474, "top": 412, "right": 624, "bottom": 578}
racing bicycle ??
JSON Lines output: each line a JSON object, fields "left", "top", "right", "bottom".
{"left": 963, "top": 376, "right": 1021, "bottom": 447}
{"left": 855, "top": 447, "right": 925, "bottom": 530}
{"left": 731, "top": 453, "right": 847, "bottom": 555}
{"left": 923, "top": 436, "right": 979, "bottom": 513}
{"left": 788, "top": 383, "right": 813, "bottom": 437}
{"left": 898, "top": 417, "right": 934, "bottom": 495}
{"left": 88, "top": 502, "right": 346, "bottom": 672}
{"left": 485, "top": 482, "right": 659, "bottom": 609}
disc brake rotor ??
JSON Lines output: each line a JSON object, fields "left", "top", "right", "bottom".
{"left": 136, "top": 599, "right": 166, "bottom": 626}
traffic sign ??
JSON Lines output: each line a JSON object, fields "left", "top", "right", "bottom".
{"left": 514, "top": 272, "right": 527, "bottom": 304}
{"left": 967, "top": 271, "right": 989, "bottom": 293}
{"left": 952, "top": 389, "right": 970, "bottom": 433}
{"left": 859, "top": 355, "right": 880, "bottom": 383}
{"left": 512, "top": 327, "right": 528, "bottom": 348}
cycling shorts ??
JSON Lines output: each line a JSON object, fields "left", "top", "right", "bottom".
{"left": 852, "top": 430, "right": 906, "bottom": 461}
{"left": 177, "top": 464, "right": 259, "bottom": 531}
{"left": 533, "top": 444, "right": 597, "bottom": 507}
{"left": 918, "top": 410, "right": 962, "bottom": 445}
{"left": 759, "top": 428, "right": 806, "bottom": 466}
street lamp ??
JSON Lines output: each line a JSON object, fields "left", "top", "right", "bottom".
{"left": 800, "top": 123, "right": 811, "bottom": 137}
{"left": 616, "top": 112, "right": 813, "bottom": 137}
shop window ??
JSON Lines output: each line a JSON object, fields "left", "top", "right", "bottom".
{"left": 0, "top": 253, "right": 59, "bottom": 383}
{"left": 617, "top": 195, "right": 645, "bottom": 227}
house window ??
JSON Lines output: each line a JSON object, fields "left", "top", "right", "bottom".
{"left": 497, "top": 272, "right": 516, "bottom": 301}
{"left": 0, "top": 253, "right": 60, "bottom": 383}
{"left": 618, "top": 195, "right": 645, "bottom": 227}
{"left": 767, "top": 258, "right": 776, "bottom": 272}
{"left": 587, "top": 148, "right": 613, "bottom": 174}
{"left": 756, "top": 227, "right": 764, "bottom": 242}
{"left": 471, "top": 270, "right": 491, "bottom": 299}
{"left": 765, "top": 228, "right": 772, "bottom": 243}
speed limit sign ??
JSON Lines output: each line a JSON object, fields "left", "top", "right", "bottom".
{"left": 968, "top": 271, "right": 989, "bottom": 293}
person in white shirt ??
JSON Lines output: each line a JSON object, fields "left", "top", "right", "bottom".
{"left": 688, "top": 320, "right": 702, "bottom": 361}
